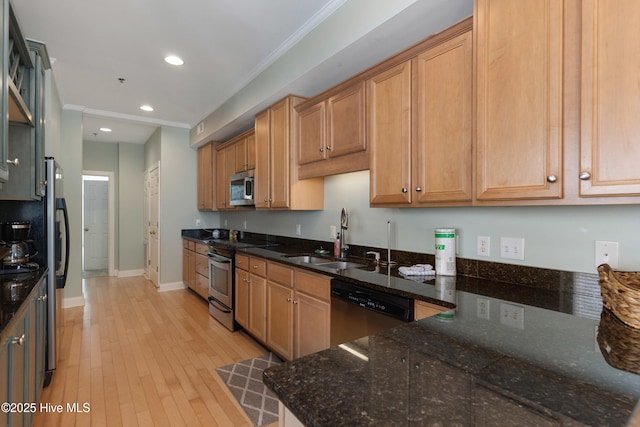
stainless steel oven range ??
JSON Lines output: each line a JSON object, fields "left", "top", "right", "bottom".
{"left": 208, "top": 246, "right": 237, "bottom": 331}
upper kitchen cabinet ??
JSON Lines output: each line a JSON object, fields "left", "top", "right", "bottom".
{"left": 369, "top": 18, "right": 473, "bottom": 207}
{"left": 296, "top": 81, "right": 368, "bottom": 179}
{"left": 197, "top": 142, "right": 215, "bottom": 210}
{"left": 579, "top": 0, "right": 640, "bottom": 197}
{"left": 233, "top": 129, "right": 255, "bottom": 174}
{"left": 0, "top": 0, "right": 34, "bottom": 185}
{"left": 215, "top": 143, "right": 237, "bottom": 211}
{"left": 475, "top": 0, "right": 564, "bottom": 202}
{"left": 254, "top": 95, "right": 324, "bottom": 210}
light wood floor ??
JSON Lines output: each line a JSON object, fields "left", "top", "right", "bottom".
{"left": 33, "top": 275, "right": 271, "bottom": 427}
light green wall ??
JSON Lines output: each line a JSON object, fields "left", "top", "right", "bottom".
{"left": 59, "top": 109, "right": 83, "bottom": 300}
{"left": 118, "top": 143, "right": 145, "bottom": 271}
{"left": 221, "top": 170, "right": 640, "bottom": 275}
{"left": 157, "top": 127, "right": 198, "bottom": 284}
{"left": 144, "top": 128, "right": 161, "bottom": 170}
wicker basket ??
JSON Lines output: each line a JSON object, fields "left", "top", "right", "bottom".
{"left": 597, "top": 307, "right": 640, "bottom": 375}
{"left": 597, "top": 263, "right": 640, "bottom": 329}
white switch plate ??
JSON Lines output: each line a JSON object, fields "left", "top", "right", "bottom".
{"left": 197, "top": 121, "right": 205, "bottom": 135}
{"left": 330, "top": 225, "right": 336, "bottom": 239}
{"left": 595, "top": 240, "right": 619, "bottom": 268}
{"left": 500, "top": 303, "right": 524, "bottom": 329}
{"left": 477, "top": 236, "right": 490, "bottom": 257}
{"left": 243, "top": 220, "right": 247, "bottom": 230}
{"left": 296, "top": 224, "right": 302, "bottom": 236}
{"left": 500, "top": 237, "right": 525, "bottom": 260}
{"left": 195, "top": 219, "right": 202, "bottom": 227}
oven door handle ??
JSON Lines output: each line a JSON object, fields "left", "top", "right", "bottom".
{"left": 208, "top": 296, "right": 232, "bottom": 314}
{"left": 209, "top": 255, "right": 231, "bottom": 269}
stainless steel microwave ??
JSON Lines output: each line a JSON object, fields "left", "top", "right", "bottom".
{"left": 230, "top": 170, "right": 255, "bottom": 206}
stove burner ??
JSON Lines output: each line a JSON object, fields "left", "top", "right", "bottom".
{"left": 0, "top": 262, "right": 40, "bottom": 275}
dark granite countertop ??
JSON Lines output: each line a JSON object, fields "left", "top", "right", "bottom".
{"left": 1, "top": 268, "right": 48, "bottom": 341}
{"left": 240, "top": 246, "right": 640, "bottom": 425}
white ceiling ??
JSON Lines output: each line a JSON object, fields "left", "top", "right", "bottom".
{"left": 12, "top": 0, "right": 473, "bottom": 145}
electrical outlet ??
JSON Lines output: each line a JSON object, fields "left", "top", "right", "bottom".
{"left": 477, "top": 298, "right": 490, "bottom": 320}
{"left": 477, "top": 236, "right": 490, "bottom": 257}
{"left": 195, "top": 219, "right": 202, "bottom": 227}
{"left": 500, "top": 237, "right": 525, "bottom": 260}
{"left": 500, "top": 303, "right": 524, "bottom": 329}
{"left": 595, "top": 240, "right": 619, "bottom": 268}
{"left": 296, "top": 224, "right": 302, "bottom": 236}
{"left": 330, "top": 225, "right": 336, "bottom": 239}
{"left": 224, "top": 219, "right": 228, "bottom": 227}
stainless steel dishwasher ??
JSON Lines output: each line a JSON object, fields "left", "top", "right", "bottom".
{"left": 330, "top": 279, "right": 414, "bottom": 346}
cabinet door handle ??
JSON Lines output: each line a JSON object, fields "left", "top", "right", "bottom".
{"left": 415, "top": 186, "right": 422, "bottom": 192}
{"left": 287, "top": 297, "right": 292, "bottom": 302}
{"left": 325, "top": 146, "right": 332, "bottom": 151}
{"left": 546, "top": 175, "right": 557, "bottom": 183}
{"left": 319, "top": 147, "right": 324, "bottom": 152}
{"left": 7, "top": 158, "right": 19, "bottom": 167}
{"left": 12, "top": 334, "right": 25, "bottom": 346}
{"left": 402, "top": 187, "right": 408, "bottom": 193}
{"left": 293, "top": 300, "right": 298, "bottom": 305}
{"left": 579, "top": 172, "right": 591, "bottom": 180}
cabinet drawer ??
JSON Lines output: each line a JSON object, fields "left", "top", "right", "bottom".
{"left": 235, "top": 254, "right": 249, "bottom": 271}
{"left": 183, "top": 239, "right": 189, "bottom": 249}
{"left": 188, "top": 240, "right": 196, "bottom": 251}
{"left": 195, "top": 253, "right": 209, "bottom": 277}
{"left": 295, "top": 270, "right": 330, "bottom": 301}
{"left": 268, "top": 262, "right": 293, "bottom": 287}
{"left": 195, "top": 242, "right": 209, "bottom": 255}
{"left": 249, "top": 258, "right": 267, "bottom": 277}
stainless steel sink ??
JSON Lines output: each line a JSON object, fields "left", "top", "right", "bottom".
{"left": 316, "top": 261, "right": 365, "bottom": 270}
{"left": 284, "top": 255, "right": 332, "bottom": 264}
{"left": 283, "top": 255, "right": 365, "bottom": 270}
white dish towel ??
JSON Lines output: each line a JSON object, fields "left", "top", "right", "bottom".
{"left": 398, "top": 264, "right": 436, "bottom": 276}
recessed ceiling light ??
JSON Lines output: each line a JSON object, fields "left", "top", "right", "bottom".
{"left": 140, "top": 105, "right": 154, "bottom": 112}
{"left": 164, "top": 55, "right": 184, "bottom": 66}
{"left": 99, "top": 127, "right": 112, "bottom": 132}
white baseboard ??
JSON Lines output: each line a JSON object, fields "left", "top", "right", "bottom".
{"left": 118, "top": 269, "right": 145, "bottom": 278}
{"left": 158, "top": 281, "right": 186, "bottom": 292}
{"left": 63, "top": 295, "right": 85, "bottom": 308}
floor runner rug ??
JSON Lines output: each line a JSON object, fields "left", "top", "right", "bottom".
{"left": 216, "top": 353, "right": 283, "bottom": 427}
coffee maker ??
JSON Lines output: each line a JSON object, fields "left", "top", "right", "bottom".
{"left": 0, "top": 221, "right": 39, "bottom": 273}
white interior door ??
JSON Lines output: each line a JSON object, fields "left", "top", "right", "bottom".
{"left": 83, "top": 178, "right": 109, "bottom": 271}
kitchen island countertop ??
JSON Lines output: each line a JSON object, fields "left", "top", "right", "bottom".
{"left": 241, "top": 247, "right": 640, "bottom": 425}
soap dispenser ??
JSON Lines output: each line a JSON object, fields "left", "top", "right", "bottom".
{"left": 334, "top": 233, "right": 341, "bottom": 258}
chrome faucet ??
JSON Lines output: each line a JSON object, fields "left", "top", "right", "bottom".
{"left": 339, "top": 208, "right": 349, "bottom": 259}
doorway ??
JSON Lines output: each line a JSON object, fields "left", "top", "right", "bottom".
{"left": 82, "top": 171, "right": 115, "bottom": 277}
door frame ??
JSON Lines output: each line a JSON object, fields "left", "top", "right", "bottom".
{"left": 82, "top": 170, "right": 115, "bottom": 277}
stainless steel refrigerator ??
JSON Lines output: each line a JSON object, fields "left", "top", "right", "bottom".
{"left": 44, "top": 157, "right": 69, "bottom": 384}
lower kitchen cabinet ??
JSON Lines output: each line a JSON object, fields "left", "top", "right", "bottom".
{"left": 182, "top": 239, "right": 209, "bottom": 300}
{"left": 236, "top": 255, "right": 331, "bottom": 361}
{"left": 235, "top": 255, "right": 267, "bottom": 342}
{"left": 0, "top": 274, "right": 47, "bottom": 427}
{"left": 414, "top": 300, "right": 447, "bottom": 320}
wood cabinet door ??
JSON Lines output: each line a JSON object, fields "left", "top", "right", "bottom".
{"left": 197, "top": 143, "right": 214, "bottom": 210}
{"left": 246, "top": 131, "right": 256, "bottom": 170}
{"left": 254, "top": 109, "right": 271, "bottom": 208}
{"left": 579, "top": 0, "right": 640, "bottom": 196}
{"left": 235, "top": 269, "right": 249, "bottom": 328}
{"left": 224, "top": 145, "right": 236, "bottom": 210}
{"left": 475, "top": 0, "right": 563, "bottom": 200}
{"left": 269, "top": 98, "right": 291, "bottom": 208}
{"left": 415, "top": 31, "right": 472, "bottom": 203}
{"left": 368, "top": 61, "right": 412, "bottom": 205}
{"left": 327, "top": 81, "right": 366, "bottom": 158}
{"left": 294, "top": 292, "right": 330, "bottom": 359}
{"left": 215, "top": 148, "right": 228, "bottom": 209}
{"left": 298, "top": 102, "right": 326, "bottom": 165}
{"left": 234, "top": 136, "right": 247, "bottom": 173}
{"left": 182, "top": 247, "right": 190, "bottom": 286}
{"left": 188, "top": 250, "right": 196, "bottom": 291}
{"left": 248, "top": 274, "right": 267, "bottom": 342}
{"left": 267, "top": 281, "right": 294, "bottom": 360}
